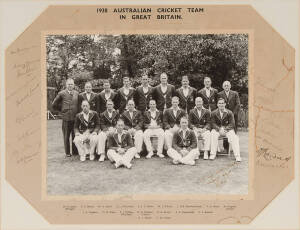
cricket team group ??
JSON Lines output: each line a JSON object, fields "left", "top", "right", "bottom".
{"left": 51, "top": 73, "right": 243, "bottom": 169}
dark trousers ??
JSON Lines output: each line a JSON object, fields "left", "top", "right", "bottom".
{"left": 62, "top": 120, "right": 78, "bottom": 155}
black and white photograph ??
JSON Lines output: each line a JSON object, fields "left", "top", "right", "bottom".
{"left": 46, "top": 34, "right": 249, "bottom": 196}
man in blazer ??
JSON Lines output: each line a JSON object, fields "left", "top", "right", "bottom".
{"left": 197, "top": 77, "right": 218, "bottom": 112}
{"left": 51, "top": 78, "right": 79, "bottom": 157}
{"left": 218, "top": 81, "right": 241, "bottom": 132}
{"left": 152, "top": 72, "right": 176, "bottom": 111}
{"left": 176, "top": 75, "right": 197, "bottom": 113}
{"left": 210, "top": 98, "right": 241, "bottom": 161}
{"left": 78, "top": 82, "right": 98, "bottom": 112}
{"left": 143, "top": 100, "right": 165, "bottom": 158}
{"left": 97, "top": 80, "right": 117, "bottom": 114}
{"left": 97, "top": 99, "right": 120, "bottom": 162}
{"left": 107, "top": 119, "right": 138, "bottom": 169}
{"left": 116, "top": 76, "right": 135, "bottom": 114}
{"left": 188, "top": 97, "right": 211, "bottom": 159}
{"left": 167, "top": 116, "right": 200, "bottom": 165}
{"left": 133, "top": 74, "right": 154, "bottom": 112}
{"left": 120, "top": 100, "right": 144, "bottom": 158}
{"left": 163, "top": 96, "right": 187, "bottom": 149}
{"left": 73, "top": 100, "right": 100, "bottom": 161}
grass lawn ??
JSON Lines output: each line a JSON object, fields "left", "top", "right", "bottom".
{"left": 47, "top": 120, "right": 249, "bottom": 196}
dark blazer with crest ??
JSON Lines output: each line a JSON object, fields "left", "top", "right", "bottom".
{"left": 120, "top": 110, "right": 143, "bottom": 130}
{"left": 176, "top": 86, "right": 197, "bottom": 113}
{"left": 74, "top": 110, "right": 100, "bottom": 134}
{"left": 188, "top": 108, "right": 211, "bottom": 130}
{"left": 163, "top": 108, "right": 186, "bottom": 129}
{"left": 211, "top": 108, "right": 235, "bottom": 132}
{"left": 172, "top": 129, "right": 197, "bottom": 152}
{"left": 78, "top": 92, "right": 98, "bottom": 112}
{"left": 97, "top": 89, "right": 118, "bottom": 114}
{"left": 152, "top": 84, "right": 176, "bottom": 111}
{"left": 217, "top": 90, "right": 241, "bottom": 115}
{"left": 107, "top": 132, "right": 134, "bottom": 151}
{"left": 133, "top": 86, "right": 154, "bottom": 112}
{"left": 197, "top": 87, "right": 219, "bottom": 111}
{"left": 116, "top": 87, "right": 135, "bottom": 114}
{"left": 143, "top": 110, "right": 163, "bottom": 129}
{"left": 100, "top": 109, "right": 120, "bottom": 131}
{"left": 51, "top": 89, "right": 79, "bottom": 121}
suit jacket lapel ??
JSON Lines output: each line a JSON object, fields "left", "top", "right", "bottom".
{"left": 90, "top": 92, "right": 96, "bottom": 101}
{"left": 146, "top": 111, "right": 151, "bottom": 121}
{"left": 124, "top": 111, "right": 131, "bottom": 122}
{"left": 121, "top": 133, "right": 127, "bottom": 143}
{"left": 79, "top": 112, "right": 85, "bottom": 123}
{"left": 192, "top": 109, "right": 200, "bottom": 121}
{"left": 222, "top": 110, "right": 228, "bottom": 121}
{"left": 113, "top": 133, "right": 120, "bottom": 145}
{"left": 88, "top": 111, "right": 94, "bottom": 122}
{"left": 199, "top": 108, "right": 205, "bottom": 121}
{"left": 132, "top": 110, "right": 137, "bottom": 120}
{"left": 169, "top": 109, "right": 176, "bottom": 120}
{"left": 216, "top": 109, "right": 222, "bottom": 121}
{"left": 201, "top": 88, "right": 209, "bottom": 100}
{"left": 228, "top": 91, "right": 233, "bottom": 102}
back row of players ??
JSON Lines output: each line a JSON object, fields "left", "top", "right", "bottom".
{"left": 52, "top": 73, "right": 242, "bottom": 168}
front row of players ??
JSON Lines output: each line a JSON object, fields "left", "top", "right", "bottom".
{"left": 73, "top": 96, "right": 241, "bottom": 168}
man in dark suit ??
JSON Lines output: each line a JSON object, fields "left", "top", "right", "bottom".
{"left": 163, "top": 96, "right": 187, "bottom": 149}
{"left": 197, "top": 77, "right": 218, "bottom": 112}
{"left": 52, "top": 78, "right": 79, "bottom": 157}
{"left": 73, "top": 100, "right": 100, "bottom": 161}
{"left": 116, "top": 76, "right": 135, "bottom": 114}
{"left": 143, "top": 100, "right": 165, "bottom": 158}
{"left": 107, "top": 119, "right": 138, "bottom": 169}
{"left": 188, "top": 97, "right": 211, "bottom": 159}
{"left": 210, "top": 98, "right": 241, "bottom": 162}
{"left": 152, "top": 72, "right": 176, "bottom": 111}
{"left": 218, "top": 80, "right": 241, "bottom": 132}
{"left": 78, "top": 82, "right": 98, "bottom": 112}
{"left": 97, "top": 80, "right": 117, "bottom": 114}
{"left": 167, "top": 116, "right": 199, "bottom": 165}
{"left": 97, "top": 99, "right": 120, "bottom": 162}
{"left": 176, "top": 75, "right": 197, "bottom": 113}
{"left": 120, "top": 100, "right": 144, "bottom": 158}
{"left": 133, "top": 74, "right": 154, "bottom": 112}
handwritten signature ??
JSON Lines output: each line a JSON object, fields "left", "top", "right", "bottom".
{"left": 257, "top": 148, "right": 291, "bottom": 162}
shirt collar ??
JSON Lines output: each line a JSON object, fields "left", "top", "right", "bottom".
{"left": 116, "top": 130, "right": 126, "bottom": 136}
{"left": 179, "top": 128, "right": 189, "bottom": 133}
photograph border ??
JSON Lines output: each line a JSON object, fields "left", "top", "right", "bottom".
{"left": 41, "top": 29, "right": 254, "bottom": 201}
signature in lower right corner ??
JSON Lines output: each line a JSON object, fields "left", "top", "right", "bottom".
{"left": 257, "top": 147, "right": 291, "bottom": 162}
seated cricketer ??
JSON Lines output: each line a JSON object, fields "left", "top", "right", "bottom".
{"left": 107, "top": 119, "right": 138, "bottom": 169}
{"left": 97, "top": 99, "right": 119, "bottom": 162}
{"left": 73, "top": 100, "right": 100, "bottom": 161}
{"left": 167, "top": 116, "right": 200, "bottom": 165}
{"left": 210, "top": 98, "right": 242, "bottom": 162}
{"left": 120, "top": 100, "right": 144, "bottom": 158}
{"left": 188, "top": 97, "right": 211, "bottom": 160}
{"left": 163, "top": 96, "right": 186, "bottom": 149}
{"left": 143, "top": 100, "right": 165, "bottom": 158}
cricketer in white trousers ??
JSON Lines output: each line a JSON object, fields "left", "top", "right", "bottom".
{"left": 193, "top": 129, "right": 211, "bottom": 151}
{"left": 130, "top": 130, "right": 144, "bottom": 154}
{"left": 74, "top": 132, "right": 98, "bottom": 161}
{"left": 97, "top": 130, "right": 113, "bottom": 157}
{"left": 210, "top": 129, "right": 241, "bottom": 159}
{"left": 143, "top": 128, "right": 165, "bottom": 155}
{"left": 107, "top": 147, "right": 137, "bottom": 168}
{"left": 167, "top": 148, "right": 200, "bottom": 165}
{"left": 164, "top": 126, "right": 180, "bottom": 149}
